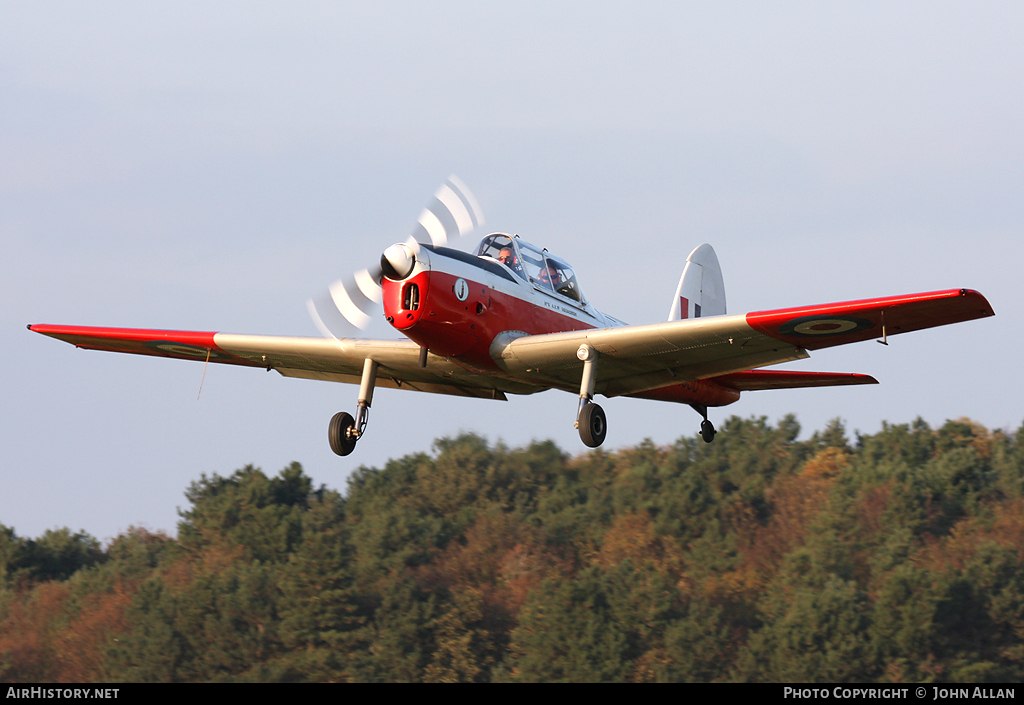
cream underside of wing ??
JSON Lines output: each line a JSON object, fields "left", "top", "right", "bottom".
{"left": 216, "top": 314, "right": 806, "bottom": 401}
{"left": 491, "top": 314, "right": 807, "bottom": 397}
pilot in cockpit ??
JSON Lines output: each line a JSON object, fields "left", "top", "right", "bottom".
{"left": 498, "top": 247, "right": 525, "bottom": 277}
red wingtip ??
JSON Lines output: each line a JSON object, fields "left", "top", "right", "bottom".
{"left": 747, "top": 288, "right": 994, "bottom": 351}
{"left": 28, "top": 324, "right": 263, "bottom": 368}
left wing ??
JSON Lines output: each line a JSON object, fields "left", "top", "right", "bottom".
{"left": 493, "top": 288, "right": 993, "bottom": 397}
{"left": 28, "top": 324, "right": 540, "bottom": 399}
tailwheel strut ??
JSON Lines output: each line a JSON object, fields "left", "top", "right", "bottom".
{"left": 329, "top": 358, "right": 378, "bottom": 457}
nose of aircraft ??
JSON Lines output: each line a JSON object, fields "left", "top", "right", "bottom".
{"left": 380, "top": 243, "right": 417, "bottom": 281}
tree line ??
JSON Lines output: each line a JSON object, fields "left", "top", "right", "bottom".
{"left": 2, "top": 414, "right": 1024, "bottom": 682}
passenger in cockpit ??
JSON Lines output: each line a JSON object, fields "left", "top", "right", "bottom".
{"left": 538, "top": 266, "right": 561, "bottom": 289}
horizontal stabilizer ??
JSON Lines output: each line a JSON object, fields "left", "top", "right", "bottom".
{"left": 711, "top": 370, "right": 878, "bottom": 391}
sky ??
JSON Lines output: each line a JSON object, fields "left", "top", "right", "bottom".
{"left": 3, "top": 2, "right": 1023, "bottom": 543}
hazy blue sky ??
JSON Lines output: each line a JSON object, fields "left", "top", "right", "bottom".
{"left": 4, "top": 2, "right": 1022, "bottom": 542}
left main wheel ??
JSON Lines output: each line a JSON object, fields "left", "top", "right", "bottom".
{"left": 578, "top": 403, "right": 607, "bottom": 448}
{"left": 329, "top": 411, "right": 357, "bottom": 456}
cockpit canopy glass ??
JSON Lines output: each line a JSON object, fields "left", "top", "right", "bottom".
{"left": 476, "top": 234, "right": 526, "bottom": 280}
{"left": 475, "top": 233, "right": 585, "bottom": 304}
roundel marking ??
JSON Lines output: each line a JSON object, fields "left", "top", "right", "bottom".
{"left": 778, "top": 315, "right": 873, "bottom": 337}
{"left": 453, "top": 278, "right": 470, "bottom": 302}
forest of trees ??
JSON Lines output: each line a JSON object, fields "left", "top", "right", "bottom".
{"left": 3, "top": 414, "right": 1024, "bottom": 682}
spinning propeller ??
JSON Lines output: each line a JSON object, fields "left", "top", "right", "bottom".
{"left": 308, "top": 175, "right": 484, "bottom": 338}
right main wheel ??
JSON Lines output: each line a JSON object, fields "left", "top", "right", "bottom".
{"left": 329, "top": 411, "right": 357, "bottom": 456}
{"left": 578, "top": 403, "right": 607, "bottom": 448}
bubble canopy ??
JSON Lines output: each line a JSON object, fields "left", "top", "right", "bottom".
{"left": 475, "top": 233, "right": 585, "bottom": 304}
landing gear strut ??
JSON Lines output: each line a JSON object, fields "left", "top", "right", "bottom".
{"left": 575, "top": 344, "right": 606, "bottom": 448}
{"left": 329, "top": 358, "right": 378, "bottom": 456}
{"left": 691, "top": 404, "right": 717, "bottom": 443}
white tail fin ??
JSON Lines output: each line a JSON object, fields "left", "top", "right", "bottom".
{"left": 667, "top": 244, "right": 726, "bottom": 321}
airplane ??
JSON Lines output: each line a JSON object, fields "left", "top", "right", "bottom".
{"left": 28, "top": 177, "right": 995, "bottom": 456}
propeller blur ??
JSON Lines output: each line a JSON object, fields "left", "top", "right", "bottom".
{"left": 308, "top": 175, "right": 484, "bottom": 338}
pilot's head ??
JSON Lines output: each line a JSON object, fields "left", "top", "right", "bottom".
{"left": 498, "top": 248, "right": 514, "bottom": 265}
{"left": 539, "top": 266, "right": 560, "bottom": 285}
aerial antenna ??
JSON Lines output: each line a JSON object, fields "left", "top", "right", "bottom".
{"left": 197, "top": 348, "right": 211, "bottom": 399}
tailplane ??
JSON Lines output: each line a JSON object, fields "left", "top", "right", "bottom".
{"left": 668, "top": 243, "right": 726, "bottom": 320}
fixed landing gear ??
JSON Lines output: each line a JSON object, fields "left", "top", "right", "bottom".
{"left": 692, "top": 404, "right": 717, "bottom": 443}
{"left": 329, "top": 411, "right": 358, "bottom": 456}
{"left": 329, "top": 358, "right": 378, "bottom": 457}
{"left": 574, "top": 344, "right": 607, "bottom": 448}
{"left": 578, "top": 401, "right": 607, "bottom": 448}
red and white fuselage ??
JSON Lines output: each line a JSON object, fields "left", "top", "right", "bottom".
{"left": 379, "top": 234, "right": 741, "bottom": 408}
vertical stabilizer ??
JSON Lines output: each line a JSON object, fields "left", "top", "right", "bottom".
{"left": 667, "top": 244, "right": 726, "bottom": 321}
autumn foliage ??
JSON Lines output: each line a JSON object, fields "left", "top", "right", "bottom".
{"left": 3, "top": 415, "right": 1024, "bottom": 682}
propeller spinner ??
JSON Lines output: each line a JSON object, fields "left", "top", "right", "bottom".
{"left": 308, "top": 175, "right": 484, "bottom": 338}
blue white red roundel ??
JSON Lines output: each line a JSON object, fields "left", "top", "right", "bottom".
{"left": 778, "top": 315, "right": 872, "bottom": 337}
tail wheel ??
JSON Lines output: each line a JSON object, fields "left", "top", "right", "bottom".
{"left": 578, "top": 403, "right": 607, "bottom": 448}
{"left": 329, "top": 412, "right": 358, "bottom": 456}
{"left": 700, "top": 419, "right": 717, "bottom": 444}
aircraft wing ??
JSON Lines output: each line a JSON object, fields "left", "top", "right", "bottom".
{"left": 27, "top": 324, "right": 540, "bottom": 400}
{"left": 494, "top": 288, "right": 993, "bottom": 397}
{"left": 28, "top": 289, "right": 993, "bottom": 403}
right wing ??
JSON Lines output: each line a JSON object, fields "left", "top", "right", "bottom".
{"left": 27, "top": 324, "right": 541, "bottom": 400}
{"left": 493, "top": 288, "right": 994, "bottom": 397}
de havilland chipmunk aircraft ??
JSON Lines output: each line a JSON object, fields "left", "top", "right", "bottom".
{"left": 29, "top": 177, "right": 994, "bottom": 456}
